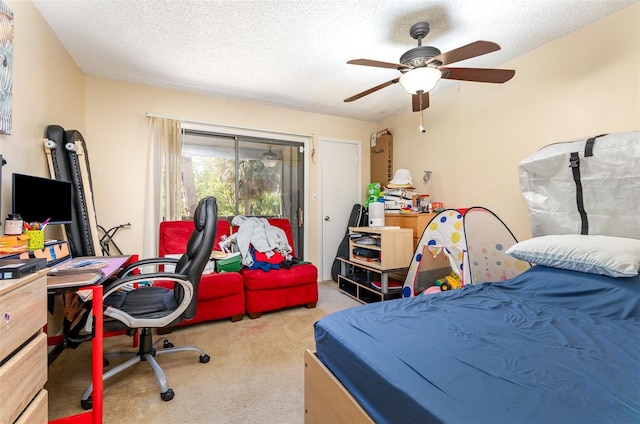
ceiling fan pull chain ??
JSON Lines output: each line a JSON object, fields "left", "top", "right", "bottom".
{"left": 418, "top": 91, "right": 425, "bottom": 133}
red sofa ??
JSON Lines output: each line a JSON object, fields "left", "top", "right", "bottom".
{"left": 158, "top": 219, "right": 245, "bottom": 324}
{"left": 234, "top": 218, "right": 318, "bottom": 319}
{"left": 157, "top": 217, "right": 318, "bottom": 324}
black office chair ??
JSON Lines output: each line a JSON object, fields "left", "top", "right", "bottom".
{"left": 80, "top": 196, "right": 218, "bottom": 409}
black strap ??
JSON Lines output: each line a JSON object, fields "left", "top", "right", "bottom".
{"left": 584, "top": 133, "right": 608, "bottom": 157}
{"left": 584, "top": 137, "right": 596, "bottom": 157}
{"left": 569, "top": 134, "right": 609, "bottom": 234}
{"left": 569, "top": 152, "right": 589, "bottom": 234}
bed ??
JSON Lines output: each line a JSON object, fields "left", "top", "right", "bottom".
{"left": 305, "top": 260, "right": 640, "bottom": 423}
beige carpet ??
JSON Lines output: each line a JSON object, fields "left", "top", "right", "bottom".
{"left": 46, "top": 281, "right": 360, "bottom": 423}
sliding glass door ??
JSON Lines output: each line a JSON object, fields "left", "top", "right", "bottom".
{"left": 181, "top": 130, "right": 305, "bottom": 256}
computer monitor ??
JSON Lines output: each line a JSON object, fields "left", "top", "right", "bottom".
{"left": 12, "top": 173, "right": 73, "bottom": 224}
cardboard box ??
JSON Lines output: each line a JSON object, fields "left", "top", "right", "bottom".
{"left": 18, "top": 240, "right": 70, "bottom": 266}
{"left": 370, "top": 130, "right": 393, "bottom": 185}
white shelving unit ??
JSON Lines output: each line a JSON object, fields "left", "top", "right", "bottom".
{"left": 336, "top": 227, "right": 413, "bottom": 303}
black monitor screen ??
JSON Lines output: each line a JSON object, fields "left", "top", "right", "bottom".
{"left": 12, "top": 173, "right": 73, "bottom": 225}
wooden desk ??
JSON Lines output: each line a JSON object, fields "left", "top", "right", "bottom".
{"left": 0, "top": 269, "right": 48, "bottom": 424}
{"left": 47, "top": 255, "right": 132, "bottom": 424}
{"left": 47, "top": 256, "right": 132, "bottom": 293}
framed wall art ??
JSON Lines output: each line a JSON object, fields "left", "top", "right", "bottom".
{"left": 0, "top": 1, "right": 13, "bottom": 134}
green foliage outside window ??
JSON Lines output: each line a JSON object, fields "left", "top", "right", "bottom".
{"left": 185, "top": 156, "right": 282, "bottom": 218}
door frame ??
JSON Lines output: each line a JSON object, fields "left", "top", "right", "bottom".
{"left": 318, "top": 136, "right": 362, "bottom": 281}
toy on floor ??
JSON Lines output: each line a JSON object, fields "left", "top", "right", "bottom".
{"left": 435, "top": 273, "right": 462, "bottom": 291}
{"left": 422, "top": 285, "right": 442, "bottom": 295}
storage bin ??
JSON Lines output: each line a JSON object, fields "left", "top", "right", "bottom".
{"left": 214, "top": 252, "right": 242, "bottom": 272}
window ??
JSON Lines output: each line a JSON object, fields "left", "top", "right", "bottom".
{"left": 180, "top": 130, "right": 306, "bottom": 256}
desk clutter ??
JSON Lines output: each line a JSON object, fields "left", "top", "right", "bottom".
{"left": 0, "top": 240, "right": 71, "bottom": 279}
{"left": 0, "top": 219, "right": 51, "bottom": 253}
{"left": 0, "top": 258, "right": 47, "bottom": 279}
{"left": 0, "top": 233, "right": 30, "bottom": 254}
{"left": 1, "top": 239, "right": 70, "bottom": 267}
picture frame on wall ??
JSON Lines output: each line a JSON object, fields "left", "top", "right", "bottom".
{"left": 0, "top": 1, "right": 13, "bottom": 135}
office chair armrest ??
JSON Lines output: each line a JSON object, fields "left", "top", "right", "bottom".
{"left": 102, "top": 271, "right": 186, "bottom": 294}
{"left": 117, "top": 257, "right": 180, "bottom": 278}
{"left": 103, "top": 272, "right": 195, "bottom": 328}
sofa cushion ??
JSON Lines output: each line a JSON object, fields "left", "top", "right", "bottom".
{"left": 159, "top": 219, "right": 230, "bottom": 256}
{"left": 198, "top": 272, "right": 244, "bottom": 298}
{"left": 157, "top": 218, "right": 244, "bottom": 302}
{"left": 241, "top": 263, "right": 317, "bottom": 291}
{"left": 244, "top": 282, "right": 318, "bottom": 315}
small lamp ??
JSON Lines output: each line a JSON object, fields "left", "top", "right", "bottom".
{"left": 399, "top": 67, "right": 442, "bottom": 95}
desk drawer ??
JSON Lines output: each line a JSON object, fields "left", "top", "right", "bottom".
{"left": 0, "top": 332, "right": 47, "bottom": 424}
{"left": 15, "top": 389, "right": 47, "bottom": 424}
{"left": 0, "top": 275, "right": 47, "bottom": 363}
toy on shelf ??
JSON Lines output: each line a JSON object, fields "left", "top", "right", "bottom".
{"left": 365, "top": 182, "right": 382, "bottom": 207}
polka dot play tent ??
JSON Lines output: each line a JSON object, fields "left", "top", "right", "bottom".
{"left": 402, "top": 207, "right": 531, "bottom": 297}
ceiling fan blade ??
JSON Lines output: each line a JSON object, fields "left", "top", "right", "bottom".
{"left": 344, "top": 78, "right": 400, "bottom": 102}
{"left": 347, "top": 58, "right": 411, "bottom": 70}
{"left": 412, "top": 92, "right": 429, "bottom": 112}
{"left": 427, "top": 41, "right": 501, "bottom": 66}
{"left": 440, "top": 67, "right": 515, "bottom": 83}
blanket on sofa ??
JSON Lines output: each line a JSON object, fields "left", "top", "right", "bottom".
{"left": 230, "top": 216, "right": 293, "bottom": 267}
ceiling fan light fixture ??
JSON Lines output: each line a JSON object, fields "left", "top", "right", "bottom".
{"left": 262, "top": 147, "right": 278, "bottom": 168}
{"left": 399, "top": 67, "right": 442, "bottom": 95}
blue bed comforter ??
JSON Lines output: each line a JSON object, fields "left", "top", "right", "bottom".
{"left": 315, "top": 266, "right": 640, "bottom": 423}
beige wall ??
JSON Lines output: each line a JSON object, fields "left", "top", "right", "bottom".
{"left": 378, "top": 3, "right": 639, "bottom": 241}
{"left": 3, "top": 2, "right": 638, "bottom": 268}
{"left": 84, "top": 78, "right": 375, "bottom": 262}
{"left": 0, "top": 1, "right": 85, "bottom": 239}
{"left": 0, "top": 0, "right": 376, "bottom": 266}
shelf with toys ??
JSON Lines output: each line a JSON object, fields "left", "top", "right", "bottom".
{"left": 336, "top": 226, "right": 413, "bottom": 304}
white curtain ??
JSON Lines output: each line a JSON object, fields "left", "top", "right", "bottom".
{"left": 142, "top": 117, "right": 183, "bottom": 258}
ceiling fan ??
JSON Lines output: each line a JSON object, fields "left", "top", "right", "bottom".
{"left": 344, "top": 22, "right": 515, "bottom": 114}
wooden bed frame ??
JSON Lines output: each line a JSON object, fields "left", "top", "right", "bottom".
{"left": 304, "top": 349, "right": 373, "bottom": 424}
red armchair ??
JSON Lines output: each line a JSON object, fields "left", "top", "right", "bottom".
{"left": 158, "top": 219, "right": 245, "bottom": 324}
{"left": 234, "top": 218, "right": 318, "bottom": 318}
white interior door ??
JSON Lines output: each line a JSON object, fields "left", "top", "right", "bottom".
{"left": 320, "top": 138, "right": 361, "bottom": 281}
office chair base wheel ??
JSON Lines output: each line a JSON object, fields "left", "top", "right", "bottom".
{"left": 163, "top": 340, "right": 174, "bottom": 348}
{"left": 200, "top": 354, "right": 210, "bottom": 363}
{"left": 161, "top": 389, "right": 175, "bottom": 401}
{"left": 81, "top": 397, "right": 92, "bottom": 410}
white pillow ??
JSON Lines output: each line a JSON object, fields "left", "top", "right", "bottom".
{"left": 505, "top": 234, "right": 640, "bottom": 277}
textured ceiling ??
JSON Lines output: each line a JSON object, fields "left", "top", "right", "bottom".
{"left": 33, "top": 0, "right": 636, "bottom": 122}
